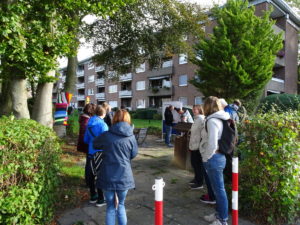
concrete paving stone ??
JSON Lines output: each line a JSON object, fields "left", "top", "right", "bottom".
{"left": 58, "top": 207, "right": 91, "bottom": 225}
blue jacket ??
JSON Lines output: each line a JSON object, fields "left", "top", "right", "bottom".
{"left": 84, "top": 116, "right": 108, "bottom": 155}
{"left": 93, "top": 122, "right": 138, "bottom": 191}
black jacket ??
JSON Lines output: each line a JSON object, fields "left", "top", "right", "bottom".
{"left": 164, "top": 108, "right": 173, "bottom": 126}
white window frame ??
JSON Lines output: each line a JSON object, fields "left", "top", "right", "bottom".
{"left": 179, "top": 97, "right": 188, "bottom": 106}
{"left": 88, "top": 88, "right": 94, "bottom": 95}
{"left": 109, "top": 101, "right": 118, "bottom": 108}
{"left": 195, "top": 96, "right": 203, "bottom": 105}
{"left": 88, "top": 75, "right": 95, "bottom": 83}
{"left": 136, "top": 81, "right": 146, "bottom": 91}
{"left": 135, "top": 62, "right": 146, "bottom": 73}
{"left": 108, "top": 85, "right": 118, "bottom": 93}
{"left": 87, "top": 61, "right": 94, "bottom": 70}
{"left": 179, "top": 53, "right": 188, "bottom": 64}
{"left": 136, "top": 99, "right": 146, "bottom": 108}
{"left": 179, "top": 74, "right": 188, "bottom": 87}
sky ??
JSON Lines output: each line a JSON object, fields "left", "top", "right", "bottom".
{"left": 58, "top": 0, "right": 226, "bottom": 68}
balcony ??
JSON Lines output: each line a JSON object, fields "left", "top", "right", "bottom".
{"left": 95, "top": 65, "right": 105, "bottom": 72}
{"left": 162, "top": 60, "right": 173, "bottom": 68}
{"left": 119, "top": 73, "right": 132, "bottom": 82}
{"left": 272, "top": 24, "right": 285, "bottom": 40}
{"left": 147, "top": 86, "right": 173, "bottom": 97}
{"left": 77, "top": 95, "right": 85, "bottom": 101}
{"left": 275, "top": 56, "right": 285, "bottom": 67}
{"left": 148, "top": 66, "right": 173, "bottom": 78}
{"left": 95, "top": 78, "right": 105, "bottom": 86}
{"left": 119, "top": 90, "right": 132, "bottom": 98}
{"left": 76, "top": 83, "right": 85, "bottom": 89}
{"left": 76, "top": 70, "right": 84, "bottom": 77}
{"left": 266, "top": 78, "right": 285, "bottom": 93}
{"left": 96, "top": 93, "right": 105, "bottom": 100}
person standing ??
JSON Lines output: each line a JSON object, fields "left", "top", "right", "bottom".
{"left": 84, "top": 105, "right": 108, "bottom": 206}
{"left": 188, "top": 105, "right": 204, "bottom": 190}
{"left": 224, "top": 99, "right": 241, "bottom": 123}
{"left": 93, "top": 109, "right": 138, "bottom": 225}
{"left": 201, "top": 96, "right": 229, "bottom": 225}
{"left": 164, "top": 105, "right": 174, "bottom": 147}
{"left": 102, "top": 102, "right": 113, "bottom": 127}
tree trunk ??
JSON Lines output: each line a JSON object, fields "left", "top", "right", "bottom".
{"left": 32, "top": 70, "right": 55, "bottom": 128}
{"left": 11, "top": 77, "right": 30, "bottom": 119}
{"left": 0, "top": 78, "right": 13, "bottom": 116}
{"left": 64, "top": 55, "right": 78, "bottom": 94}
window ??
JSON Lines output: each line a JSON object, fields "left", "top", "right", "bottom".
{"left": 196, "top": 50, "right": 203, "bottom": 61}
{"left": 136, "top": 99, "right": 146, "bottom": 109}
{"left": 135, "top": 62, "right": 146, "bottom": 73}
{"left": 87, "top": 88, "right": 94, "bottom": 95}
{"left": 179, "top": 53, "right": 188, "bottom": 64}
{"left": 162, "top": 59, "right": 173, "bottom": 68}
{"left": 179, "top": 97, "right": 188, "bottom": 106}
{"left": 195, "top": 96, "right": 203, "bottom": 105}
{"left": 108, "top": 85, "right": 118, "bottom": 93}
{"left": 109, "top": 101, "right": 118, "bottom": 108}
{"left": 87, "top": 61, "right": 94, "bottom": 70}
{"left": 136, "top": 81, "right": 145, "bottom": 91}
{"left": 179, "top": 75, "right": 188, "bottom": 86}
{"left": 88, "top": 75, "right": 95, "bottom": 83}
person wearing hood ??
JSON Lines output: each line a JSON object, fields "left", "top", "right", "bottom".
{"left": 84, "top": 105, "right": 108, "bottom": 206}
{"left": 224, "top": 99, "right": 241, "bottom": 123}
{"left": 200, "top": 96, "right": 230, "bottom": 225}
{"left": 93, "top": 109, "right": 138, "bottom": 225}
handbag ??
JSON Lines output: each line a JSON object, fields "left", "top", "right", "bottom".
{"left": 88, "top": 127, "right": 103, "bottom": 176}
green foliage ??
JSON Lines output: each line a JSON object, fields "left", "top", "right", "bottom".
{"left": 0, "top": 116, "right": 61, "bottom": 224}
{"left": 86, "top": 0, "right": 206, "bottom": 74}
{"left": 191, "top": 0, "right": 282, "bottom": 101}
{"left": 238, "top": 110, "right": 300, "bottom": 224}
{"left": 66, "top": 110, "right": 80, "bottom": 136}
{"left": 133, "top": 109, "right": 158, "bottom": 119}
{"left": 259, "top": 93, "right": 300, "bottom": 112}
{"left": 153, "top": 113, "right": 163, "bottom": 120}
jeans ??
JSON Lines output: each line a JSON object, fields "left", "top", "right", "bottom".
{"left": 190, "top": 150, "right": 204, "bottom": 185}
{"left": 165, "top": 124, "right": 172, "bottom": 145}
{"left": 203, "top": 166, "right": 215, "bottom": 201}
{"left": 104, "top": 190, "right": 128, "bottom": 225}
{"left": 204, "top": 153, "right": 228, "bottom": 221}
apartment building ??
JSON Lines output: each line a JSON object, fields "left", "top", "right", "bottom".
{"left": 53, "top": 0, "right": 299, "bottom": 110}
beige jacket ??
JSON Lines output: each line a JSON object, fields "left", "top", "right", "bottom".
{"left": 189, "top": 115, "right": 205, "bottom": 151}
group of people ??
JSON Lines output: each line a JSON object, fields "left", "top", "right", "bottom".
{"left": 77, "top": 102, "right": 138, "bottom": 225}
{"left": 165, "top": 97, "right": 241, "bottom": 225}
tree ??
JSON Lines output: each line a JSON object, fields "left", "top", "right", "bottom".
{"left": 190, "top": 0, "right": 283, "bottom": 102}
{"left": 85, "top": 0, "right": 207, "bottom": 74}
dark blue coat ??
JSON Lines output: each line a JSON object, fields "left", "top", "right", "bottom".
{"left": 93, "top": 122, "right": 138, "bottom": 191}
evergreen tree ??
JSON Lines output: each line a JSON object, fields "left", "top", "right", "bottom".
{"left": 191, "top": 0, "right": 283, "bottom": 101}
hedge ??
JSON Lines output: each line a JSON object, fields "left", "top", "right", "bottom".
{"left": 238, "top": 110, "right": 300, "bottom": 224}
{"left": 0, "top": 117, "right": 61, "bottom": 224}
{"left": 259, "top": 93, "right": 300, "bottom": 112}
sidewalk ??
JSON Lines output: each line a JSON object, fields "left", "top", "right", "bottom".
{"left": 58, "top": 135, "right": 256, "bottom": 225}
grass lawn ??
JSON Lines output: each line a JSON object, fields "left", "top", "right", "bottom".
{"left": 132, "top": 119, "right": 162, "bottom": 128}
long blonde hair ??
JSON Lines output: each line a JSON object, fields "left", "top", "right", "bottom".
{"left": 203, "top": 96, "right": 222, "bottom": 116}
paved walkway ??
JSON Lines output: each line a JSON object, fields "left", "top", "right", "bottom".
{"left": 58, "top": 135, "right": 256, "bottom": 225}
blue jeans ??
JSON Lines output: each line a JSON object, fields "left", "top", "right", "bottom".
{"left": 204, "top": 153, "right": 228, "bottom": 222}
{"left": 104, "top": 190, "right": 128, "bottom": 225}
{"left": 165, "top": 124, "right": 172, "bottom": 145}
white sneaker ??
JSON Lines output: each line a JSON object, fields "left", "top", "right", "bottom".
{"left": 209, "top": 220, "right": 228, "bottom": 225}
{"left": 203, "top": 213, "right": 216, "bottom": 222}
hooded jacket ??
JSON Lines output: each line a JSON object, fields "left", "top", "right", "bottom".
{"left": 199, "top": 110, "right": 230, "bottom": 162}
{"left": 93, "top": 122, "right": 138, "bottom": 191}
{"left": 189, "top": 115, "right": 205, "bottom": 151}
{"left": 84, "top": 116, "right": 108, "bottom": 155}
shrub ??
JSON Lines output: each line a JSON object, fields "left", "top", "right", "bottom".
{"left": 66, "top": 110, "right": 79, "bottom": 136}
{"left": 153, "top": 113, "right": 162, "bottom": 120}
{"left": 238, "top": 110, "right": 300, "bottom": 224}
{"left": 135, "top": 109, "right": 157, "bottom": 119}
{"left": 259, "top": 93, "right": 300, "bottom": 112}
{"left": 0, "top": 117, "right": 61, "bottom": 224}
{"left": 148, "top": 126, "right": 162, "bottom": 136}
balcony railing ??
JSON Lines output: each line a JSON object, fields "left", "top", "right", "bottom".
{"left": 275, "top": 56, "right": 285, "bottom": 67}
{"left": 147, "top": 86, "right": 173, "bottom": 97}
{"left": 96, "top": 93, "right": 105, "bottom": 99}
{"left": 119, "top": 73, "right": 132, "bottom": 81}
{"left": 95, "top": 78, "right": 105, "bottom": 86}
{"left": 77, "top": 95, "right": 85, "bottom": 101}
{"left": 272, "top": 24, "right": 285, "bottom": 40}
{"left": 119, "top": 90, "right": 132, "bottom": 98}
{"left": 148, "top": 66, "right": 173, "bottom": 78}
{"left": 95, "top": 65, "right": 105, "bottom": 72}
{"left": 76, "top": 83, "right": 85, "bottom": 89}
{"left": 162, "top": 60, "right": 173, "bottom": 68}
{"left": 76, "top": 70, "right": 84, "bottom": 77}
{"left": 266, "top": 78, "right": 285, "bottom": 93}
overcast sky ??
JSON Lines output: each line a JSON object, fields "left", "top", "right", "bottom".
{"left": 58, "top": 0, "right": 226, "bottom": 68}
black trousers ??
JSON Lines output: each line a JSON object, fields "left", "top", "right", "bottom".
{"left": 190, "top": 150, "right": 204, "bottom": 185}
{"left": 85, "top": 155, "right": 104, "bottom": 200}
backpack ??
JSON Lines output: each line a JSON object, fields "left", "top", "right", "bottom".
{"left": 205, "top": 118, "right": 238, "bottom": 156}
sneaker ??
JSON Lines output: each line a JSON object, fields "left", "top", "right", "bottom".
{"left": 167, "top": 144, "right": 174, "bottom": 147}
{"left": 89, "top": 194, "right": 98, "bottom": 203}
{"left": 209, "top": 220, "right": 228, "bottom": 225}
{"left": 204, "top": 213, "right": 217, "bottom": 222}
{"left": 189, "top": 179, "right": 196, "bottom": 184}
{"left": 96, "top": 199, "right": 106, "bottom": 207}
{"left": 200, "top": 194, "right": 216, "bottom": 204}
{"left": 190, "top": 183, "right": 204, "bottom": 190}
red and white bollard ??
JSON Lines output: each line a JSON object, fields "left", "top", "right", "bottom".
{"left": 232, "top": 157, "right": 239, "bottom": 225}
{"left": 152, "top": 177, "right": 165, "bottom": 225}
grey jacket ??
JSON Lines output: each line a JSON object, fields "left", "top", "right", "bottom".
{"left": 189, "top": 115, "right": 205, "bottom": 151}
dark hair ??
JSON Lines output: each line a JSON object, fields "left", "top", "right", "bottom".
{"left": 95, "top": 105, "right": 106, "bottom": 116}
{"left": 83, "top": 103, "right": 95, "bottom": 116}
